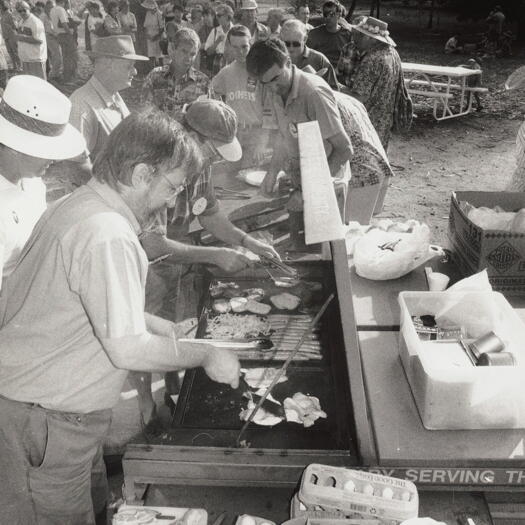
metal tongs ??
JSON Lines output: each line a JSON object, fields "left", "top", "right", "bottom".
{"left": 258, "top": 253, "right": 298, "bottom": 277}
{"left": 214, "top": 186, "right": 251, "bottom": 200}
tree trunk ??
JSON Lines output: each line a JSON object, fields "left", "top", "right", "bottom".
{"left": 369, "top": 0, "right": 379, "bottom": 17}
{"left": 346, "top": 0, "right": 358, "bottom": 19}
{"left": 427, "top": 0, "right": 435, "bottom": 29}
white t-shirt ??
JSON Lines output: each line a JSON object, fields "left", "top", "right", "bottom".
{"left": 50, "top": 5, "right": 69, "bottom": 34}
{"left": 212, "top": 60, "right": 262, "bottom": 127}
{"left": 0, "top": 175, "right": 47, "bottom": 289}
{"left": 18, "top": 13, "right": 47, "bottom": 62}
{"left": 204, "top": 25, "right": 227, "bottom": 55}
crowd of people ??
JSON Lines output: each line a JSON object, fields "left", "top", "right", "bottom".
{"left": 0, "top": 0, "right": 411, "bottom": 521}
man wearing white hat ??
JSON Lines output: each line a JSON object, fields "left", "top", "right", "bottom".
{"left": 0, "top": 74, "right": 86, "bottom": 291}
{"left": 238, "top": 0, "right": 269, "bottom": 44}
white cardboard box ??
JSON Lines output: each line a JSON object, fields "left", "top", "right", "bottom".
{"left": 398, "top": 291, "right": 525, "bottom": 430}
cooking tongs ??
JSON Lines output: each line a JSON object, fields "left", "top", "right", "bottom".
{"left": 257, "top": 253, "right": 298, "bottom": 277}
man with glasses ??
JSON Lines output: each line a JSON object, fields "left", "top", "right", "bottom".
{"left": 15, "top": 0, "right": 47, "bottom": 79}
{"left": 0, "top": 108, "right": 241, "bottom": 524}
{"left": 280, "top": 19, "right": 338, "bottom": 90}
{"left": 306, "top": 0, "right": 351, "bottom": 70}
{"left": 137, "top": 98, "right": 279, "bottom": 419}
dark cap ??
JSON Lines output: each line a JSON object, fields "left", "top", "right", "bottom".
{"left": 184, "top": 99, "right": 242, "bottom": 162}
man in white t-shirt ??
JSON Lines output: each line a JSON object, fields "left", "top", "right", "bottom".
{"left": 0, "top": 75, "right": 85, "bottom": 291}
{"left": 15, "top": 1, "right": 47, "bottom": 79}
{"left": 212, "top": 24, "right": 269, "bottom": 168}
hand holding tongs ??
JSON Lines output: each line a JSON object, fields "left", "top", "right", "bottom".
{"left": 257, "top": 253, "right": 298, "bottom": 277}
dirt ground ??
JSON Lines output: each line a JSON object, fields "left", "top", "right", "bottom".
{"left": 52, "top": 4, "right": 525, "bottom": 249}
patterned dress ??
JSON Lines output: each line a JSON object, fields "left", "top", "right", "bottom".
{"left": 335, "top": 92, "right": 394, "bottom": 188}
{"left": 141, "top": 65, "right": 210, "bottom": 119}
{"left": 345, "top": 44, "right": 402, "bottom": 149}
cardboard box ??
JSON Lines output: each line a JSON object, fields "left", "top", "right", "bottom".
{"left": 448, "top": 191, "right": 525, "bottom": 295}
{"left": 398, "top": 291, "right": 525, "bottom": 430}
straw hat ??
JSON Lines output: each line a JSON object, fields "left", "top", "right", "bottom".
{"left": 0, "top": 75, "right": 86, "bottom": 160}
{"left": 352, "top": 16, "right": 396, "bottom": 47}
{"left": 87, "top": 35, "right": 149, "bottom": 61}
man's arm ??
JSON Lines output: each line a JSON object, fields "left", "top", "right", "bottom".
{"left": 17, "top": 23, "right": 43, "bottom": 44}
{"left": 141, "top": 231, "right": 252, "bottom": 273}
{"left": 73, "top": 237, "right": 240, "bottom": 385}
{"left": 199, "top": 208, "right": 280, "bottom": 259}
{"left": 325, "top": 130, "right": 353, "bottom": 177}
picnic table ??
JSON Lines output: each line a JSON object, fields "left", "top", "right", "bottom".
{"left": 402, "top": 62, "right": 488, "bottom": 121}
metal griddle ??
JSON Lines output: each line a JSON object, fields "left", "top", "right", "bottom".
{"left": 159, "top": 261, "right": 355, "bottom": 451}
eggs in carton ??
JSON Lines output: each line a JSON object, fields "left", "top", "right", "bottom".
{"left": 236, "top": 514, "right": 275, "bottom": 525}
{"left": 298, "top": 465, "right": 418, "bottom": 524}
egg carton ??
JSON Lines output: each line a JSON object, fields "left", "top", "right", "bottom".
{"left": 235, "top": 514, "right": 276, "bottom": 525}
{"left": 298, "top": 465, "right": 418, "bottom": 524}
{"left": 290, "top": 493, "right": 359, "bottom": 520}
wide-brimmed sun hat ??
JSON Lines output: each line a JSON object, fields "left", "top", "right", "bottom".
{"left": 87, "top": 35, "right": 149, "bottom": 60}
{"left": 184, "top": 99, "right": 242, "bottom": 162}
{"left": 0, "top": 75, "right": 86, "bottom": 160}
{"left": 352, "top": 16, "right": 396, "bottom": 47}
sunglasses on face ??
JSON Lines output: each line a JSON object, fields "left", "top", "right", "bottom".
{"left": 284, "top": 40, "right": 301, "bottom": 48}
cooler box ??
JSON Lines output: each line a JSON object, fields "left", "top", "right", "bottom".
{"left": 398, "top": 291, "right": 525, "bottom": 430}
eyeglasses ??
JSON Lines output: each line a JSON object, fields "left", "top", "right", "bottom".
{"left": 323, "top": 10, "right": 338, "bottom": 16}
{"left": 158, "top": 170, "right": 185, "bottom": 198}
{"left": 284, "top": 40, "right": 301, "bottom": 48}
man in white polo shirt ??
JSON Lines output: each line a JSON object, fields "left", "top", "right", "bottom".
{"left": 0, "top": 75, "right": 86, "bottom": 291}
{"left": 15, "top": 1, "right": 47, "bottom": 79}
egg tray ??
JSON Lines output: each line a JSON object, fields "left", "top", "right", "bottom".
{"left": 298, "top": 465, "right": 418, "bottom": 524}
{"left": 235, "top": 514, "right": 276, "bottom": 525}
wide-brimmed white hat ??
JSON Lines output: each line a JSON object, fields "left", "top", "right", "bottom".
{"left": 352, "top": 16, "right": 396, "bottom": 47}
{"left": 0, "top": 75, "right": 86, "bottom": 160}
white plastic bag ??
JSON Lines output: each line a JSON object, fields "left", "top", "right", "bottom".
{"left": 353, "top": 222, "right": 443, "bottom": 280}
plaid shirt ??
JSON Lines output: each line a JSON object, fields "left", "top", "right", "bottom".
{"left": 144, "top": 165, "right": 218, "bottom": 240}
{"left": 141, "top": 65, "right": 211, "bottom": 119}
